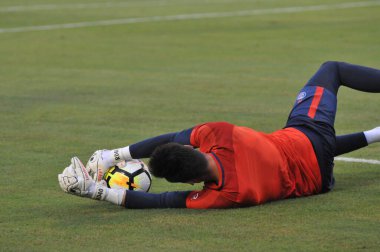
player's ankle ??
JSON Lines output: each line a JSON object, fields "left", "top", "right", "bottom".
{"left": 364, "top": 127, "right": 380, "bottom": 144}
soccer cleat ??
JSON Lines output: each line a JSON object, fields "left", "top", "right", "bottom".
{"left": 86, "top": 150, "right": 111, "bottom": 182}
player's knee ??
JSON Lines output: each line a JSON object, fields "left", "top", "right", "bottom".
{"left": 321, "top": 61, "right": 340, "bottom": 71}
{"left": 318, "top": 61, "right": 341, "bottom": 94}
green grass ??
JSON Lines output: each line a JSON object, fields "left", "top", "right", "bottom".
{"left": 1, "top": 0, "right": 380, "bottom": 251}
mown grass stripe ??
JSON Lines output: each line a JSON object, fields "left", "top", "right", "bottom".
{"left": 0, "top": 1, "right": 379, "bottom": 33}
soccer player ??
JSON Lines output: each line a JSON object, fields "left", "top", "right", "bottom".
{"left": 58, "top": 61, "right": 380, "bottom": 209}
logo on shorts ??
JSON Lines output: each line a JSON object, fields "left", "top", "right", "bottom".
{"left": 296, "top": 92, "right": 306, "bottom": 103}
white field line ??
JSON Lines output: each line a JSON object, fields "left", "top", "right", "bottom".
{"left": 335, "top": 157, "right": 380, "bottom": 165}
{"left": 0, "top": 1, "right": 170, "bottom": 12}
{"left": 0, "top": 0, "right": 248, "bottom": 12}
{"left": 1, "top": 1, "right": 380, "bottom": 34}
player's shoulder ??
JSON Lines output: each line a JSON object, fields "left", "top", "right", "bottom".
{"left": 195, "top": 121, "right": 235, "bottom": 130}
{"left": 190, "top": 122, "right": 236, "bottom": 147}
{"left": 195, "top": 121, "right": 233, "bottom": 126}
{"left": 192, "top": 121, "right": 235, "bottom": 137}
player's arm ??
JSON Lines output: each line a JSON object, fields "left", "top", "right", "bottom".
{"left": 127, "top": 128, "right": 194, "bottom": 159}
{"left": 124, "top": 190, "right": 190, "bottom": 208}
{"left": 125, "top": 189, "right": 236, "bottom": 209}
{"left": 104, "top": 122, "right": 218, "bottom": 164}
{"left": 58, "top": 157, "right": 236, "bottom": 209}
{"left": 86, "top": 127, "right": 195, "bottom": 181}
{"left": 58, "top": 157, "right": 191, "bottom": 208}
{"left": 87, "top": 122, "right": 214, "bottom": 181}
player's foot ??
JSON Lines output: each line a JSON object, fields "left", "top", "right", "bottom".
{"left": 364, "top": 126, "right": 380, "bottom": 144}
{"left": 86, "top": 150, "right": 112, "bottom": 182}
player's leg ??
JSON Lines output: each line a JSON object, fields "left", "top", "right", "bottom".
{"left": 305, "top": 61, "right": 380, "bottom": 155}
{"left": 306, "top": 61, "right": 380, "bottom": 95}
{"left": 286, "top": 61, "right": 380, "bottom": 191}
{"left": 335, "top": 126, "right": 380, "bottom": 156}
{"left": 289, "top": 61, "right": 380, "bottom": 136}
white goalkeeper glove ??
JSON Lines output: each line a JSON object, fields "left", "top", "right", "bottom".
{"left": 58, "top": 157, "right": 125, "bottom": 205}
{"left": 86, "top": 148, "right": 133, "bottom": 182}
{"left": 58, "top": 157, "right": 94, "bottom": 196}
{"left": 86, "top": 150, "right": 113, "bottom": 182}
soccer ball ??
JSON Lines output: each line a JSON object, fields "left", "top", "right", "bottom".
{"left": 103, "top": 160, "right": 152, "bottom": 192}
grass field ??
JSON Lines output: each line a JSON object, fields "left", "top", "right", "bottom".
{"left": 1, "top": 0, "right": 380, "bottom": 251}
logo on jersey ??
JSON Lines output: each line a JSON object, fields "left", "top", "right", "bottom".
{"left": 296, "top": 91, "right": 306, "bottom": 103}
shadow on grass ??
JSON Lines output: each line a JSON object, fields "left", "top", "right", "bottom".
{"left": 45, "top": 165, "right": 380, "bottom": 232}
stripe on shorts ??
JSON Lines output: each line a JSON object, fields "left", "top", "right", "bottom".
{"left": 308, "top": 86, "right": 324, "bottom": 119}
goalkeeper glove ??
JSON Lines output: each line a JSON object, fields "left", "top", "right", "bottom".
{"left": 85, "top": 150, "right": 113, "bottom": 182}
{"left": 58, "top": 157, "right": 126, "bottom": 206}
{"left": 58, "top": 157, "right": 93, "bottom": 196}
{"left": 86, "top": 148, "right": 133, "bottom": 182}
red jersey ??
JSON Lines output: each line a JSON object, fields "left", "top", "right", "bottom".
{"left": 185, "top": 122, "right": 322, "bottom": 209}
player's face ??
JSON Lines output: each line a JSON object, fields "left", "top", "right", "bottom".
{"left": 182, "top": 152, "right": 215, "bottom": 185}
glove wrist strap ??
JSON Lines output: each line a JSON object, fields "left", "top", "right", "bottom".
{"left": 92, "top": 183, "right": 125, "bottom": 206}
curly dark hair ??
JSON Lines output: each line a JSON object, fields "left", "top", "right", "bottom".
{"left": 148, "top": 143, "right": 208, "bottom": 183}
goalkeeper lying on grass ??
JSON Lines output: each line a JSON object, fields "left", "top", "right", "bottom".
{"left": 59, "top": 61, "right": 380, "bottom": 209}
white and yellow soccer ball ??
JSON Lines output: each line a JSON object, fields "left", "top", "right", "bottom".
{"left": 103, "top": 160, "right": 152, "bottom": 192}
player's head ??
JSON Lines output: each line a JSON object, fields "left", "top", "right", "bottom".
{"left": 148, "top": 143, "right": 209, "bottom": 183}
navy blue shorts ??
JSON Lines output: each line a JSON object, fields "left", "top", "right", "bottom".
{"left": 285, "top": 85, "right": 338, "bottom": 192}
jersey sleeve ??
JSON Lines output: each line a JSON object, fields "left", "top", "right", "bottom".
{"left": 124, "top": 190, "right": 191, "bottom": 208}
{"left": 124, "top": 189, "right": 236, "bottom": 209}
{"left": 186, "top": 189, "right": 237, "bottom": 209}
{"left": 129, "top": 127, "right": 194, "bottom": 158}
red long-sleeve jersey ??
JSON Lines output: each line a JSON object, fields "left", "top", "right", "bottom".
{"left": 186, "top": 122, "right": 322, "bottom": 208}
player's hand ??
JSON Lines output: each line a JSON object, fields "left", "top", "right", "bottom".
{"left": 58, "top": 165, "right": 79, "bottom": 193}
{"left": 86, "top": 150, "right": 112, "bottom": 182}
{"left": 58, "top": 157, "right": 95, "bottom": 196}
